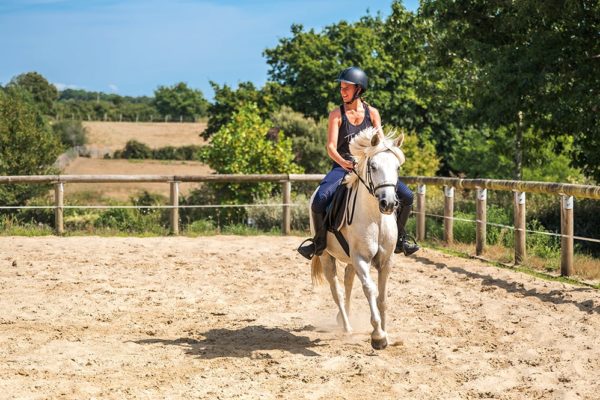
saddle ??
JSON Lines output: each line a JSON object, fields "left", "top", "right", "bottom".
{"left": 324, "top": 184, "right": 351, "bottom": 256}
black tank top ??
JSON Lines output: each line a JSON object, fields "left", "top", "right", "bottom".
{"left": 336, "top": 101, "right": 373, "bottom": 165}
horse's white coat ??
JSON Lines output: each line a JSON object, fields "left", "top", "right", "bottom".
{"left": 310, "top": 127, "right": 405, "bottom": 349}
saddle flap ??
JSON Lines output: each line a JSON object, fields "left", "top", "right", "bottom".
{"left": 325, "top": 183, "right": 349, "bottom": 232}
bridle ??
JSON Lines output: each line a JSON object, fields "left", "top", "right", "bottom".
{"left": 351, "top": 150, "right": 398, "bottom": 198}
{"left": 346, "top": 149, "right": 400, "bottom": 224}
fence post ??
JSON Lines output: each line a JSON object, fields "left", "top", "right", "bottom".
{"left": 416, "top": 184, "right": 426, "bottom": 241}
{"left": 560, "top": 195, "right": 574, "bottom": 276}
{"left": 54, "top": 182, "right": 64, "bottom": 235}
{"left": 170, "top": 181, "right": 179, "bottom": 235}
{"left": 514, "top": 191, "right": 526, "bottom": 264}
{"left": 282, "top": 180, "right": 291, "bottom": 235}
{"left": 476, "top": 188, "right": 487, "bottom": 256}
{"left": 444, "top": 186, "right": 454, "bottom": 245}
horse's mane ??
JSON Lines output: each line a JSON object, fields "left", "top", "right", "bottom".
{"left": 343, "top": 126, "right": 405, "bottom": 187}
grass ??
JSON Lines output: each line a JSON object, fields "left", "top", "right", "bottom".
{"left": 424, "top": 238, "right": 600, "bottom": 289}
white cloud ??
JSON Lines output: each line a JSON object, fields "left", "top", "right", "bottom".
{"left": 108, "top": 83, "right": 118, "bottom": 92}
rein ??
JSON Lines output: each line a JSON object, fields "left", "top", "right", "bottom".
{"left": 346, "top": 149, "right": 398, "bottom": 225}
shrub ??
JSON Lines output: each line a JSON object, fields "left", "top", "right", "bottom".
{"left": 245, "top": 193, "right": 310, "bottom": 232}
{"left": 52, "top": 120, "right": 88, "bottom": 147}
{"left": 121, "top": 140, "right": 152, "bottom": 159}
{"left": 186, "top": 219, "right": 217, "bottom": 235}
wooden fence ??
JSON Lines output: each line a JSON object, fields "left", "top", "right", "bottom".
{"left": 1, "top": 174, "right": 599, "bottom": 277}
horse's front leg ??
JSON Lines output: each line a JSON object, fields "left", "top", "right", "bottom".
{"left": 353, "top": 256, "right": 387, "bottom": 350}
{"left": 322, "top": 255, "right": 352, "bottom": 333}
{"left": 376, "top": 258, "right": 392, "bottom": 332}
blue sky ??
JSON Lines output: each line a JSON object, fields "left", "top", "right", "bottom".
{"left": 0, "top": 0, "right": 419, "bottom": 99}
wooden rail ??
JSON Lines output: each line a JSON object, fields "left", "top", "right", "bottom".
{"left": 1, "top": 174, "right": 599, "bottom": 277}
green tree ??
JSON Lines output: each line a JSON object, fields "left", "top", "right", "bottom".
{"left": 200, "top": 103, "right": 302, "bottom": 204}
{"left": 204, "top": 81, "right": 278, "bottom": 138}
{"left": 153, "top": 82, "right": 209, "bottom": 121}
{"left": 420, "top": 0, "right": 600, "bottom": 181}
{"left": 270, "top": 106, "right": 329, "bottom": 174}
{"left": 263, "top": 2, "right": 470, "bottom": 174}
{"left": 8, "top": 72, "right": 58, "bottom": 115}
{"left": 0, "top": 88, "right": 62, "bottom": 206}
{"left": 450, "top": 126, "right": 584, "bottom": 183}
{"left": 397, "top": 130, "right": 441, "bottom": 177}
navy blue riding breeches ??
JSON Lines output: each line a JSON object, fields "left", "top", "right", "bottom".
{"left": 311, "top": 166, "right": 414, "bottom": 214}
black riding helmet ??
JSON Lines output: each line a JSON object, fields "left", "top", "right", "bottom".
{"left": 336, "top": 66, "right": 368, "bottom": 104}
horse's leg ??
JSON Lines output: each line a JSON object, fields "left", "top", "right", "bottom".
{"left": 343, "top": 263, "right": 355, "bottom": 319}
{"left": 353, "top": 256, "right": 387, "bottom": 350}
{"left": 322, "top": 255, "right": 352, "bottom": 333}
{"left": 376, "top": 258, "right": 392, "bottom": 332}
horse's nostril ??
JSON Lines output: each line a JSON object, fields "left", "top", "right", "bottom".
{"left": 380, "top": 199, "right": 388, "bottom": 208}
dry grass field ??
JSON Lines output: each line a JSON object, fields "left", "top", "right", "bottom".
{"left": 82, "top": 121, "right": 207, "bottom": 152}
{"left": 62, "top": 158, "right": 212, "bottom": 201}
{"left": 59, "top": 122, "right": 211, "bottom": 201}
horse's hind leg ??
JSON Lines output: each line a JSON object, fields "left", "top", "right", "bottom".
{"left": 342, "top": 264, "right": 355, "bottom": 321}
{"left": 322, "top": 255, "right": 352, "bottom": 333}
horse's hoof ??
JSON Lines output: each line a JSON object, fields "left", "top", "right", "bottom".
{"left": 371, "top": 337, "right": 388, "bottom": 350}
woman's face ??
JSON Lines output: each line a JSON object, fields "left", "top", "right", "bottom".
{"left": 340, "top": 82, "right": 357, "bottom": 103}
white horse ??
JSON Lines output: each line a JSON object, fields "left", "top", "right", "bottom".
{"left": 310, "top": 126, "right": 405, "bottom": 350}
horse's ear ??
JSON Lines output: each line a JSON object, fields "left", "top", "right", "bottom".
{"left": 371, "top": 134, "right": 380, "bottom": 147}
{"left": 394, "top": 132, "right": 405, "bottom": 148}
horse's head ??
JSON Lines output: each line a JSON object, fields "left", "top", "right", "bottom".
{"left": 345, "top": 127, "right": 405, "bottom": 214}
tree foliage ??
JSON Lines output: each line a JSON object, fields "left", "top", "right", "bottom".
{"left": 263, "top": 3, "right": 469, "bottom": 175}
{"left": 200, "top": 103, "right": 302, "bottom": 203}
{"left": 0, "top": 88, "right": 62, "bottom": 205}
{"left": 397, "top": 130, "right": 441, "bottom": 177}
{"left": 204, "top": 81, "right": 278, "bottom": 138}
{"left": 270, "top": 106, "right": 329, "bottom": 174}
{"left": 8, "top": 72, "right": 58, "bottom": 115}
{"left": 420, "top": 0, "right": 600, "bottom": 181}
{"left": 153, "top": 82, "right": 209, "bottom": 120}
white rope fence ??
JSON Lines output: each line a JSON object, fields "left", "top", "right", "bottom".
{"left": 420, "top": 211, "right": 600, "bottom": 244}
{"left": 2, "top": 202, "right": 598, "bottom": 245}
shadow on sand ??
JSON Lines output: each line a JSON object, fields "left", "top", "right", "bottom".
{"left": 414, "top": 255, "right": 600, "bottom": 315}
{"left": 134, "top": 325, "right": 324, "bottom": 359}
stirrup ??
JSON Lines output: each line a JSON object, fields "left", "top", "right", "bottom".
{"left": 297, "top": 238, "right": 316, "bottom": 260}
{"left": 395, "top": 234, "right": 420, "bottom": 256}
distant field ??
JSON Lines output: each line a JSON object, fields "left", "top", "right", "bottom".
{"left": 62, "top": 157, "right": 213, "bottom": 201}
{"left": 55, "top": 122, "right": 212, "bottom": 201}
{"left": 83, "top": 121, "right": 207, "bottom": 152}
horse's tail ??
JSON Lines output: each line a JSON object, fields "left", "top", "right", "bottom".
{"left": 311, "top": 256, "right": 325, "bottom": 286}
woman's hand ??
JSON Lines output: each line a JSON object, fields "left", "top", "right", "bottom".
{"left": 340, "top": 159, "right": 355, "bottom": 172}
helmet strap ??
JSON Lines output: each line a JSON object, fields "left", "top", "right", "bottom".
{"left": 343, "top": 87, "right": 362, "bottom": 105}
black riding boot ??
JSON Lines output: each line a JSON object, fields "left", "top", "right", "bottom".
{"left": 297, "top": 211, "right": 327, "bottom": 260}
{"left": 394, "top": 204, "right": 420, "bottom": 256}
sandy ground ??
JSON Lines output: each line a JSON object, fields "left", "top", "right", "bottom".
{"left": 62, "top": 158, "right": 213, "bottom": 201}
{"left": 0, "top": 236, "right": 599, "bottom": 399}
{"left": 83, "top": 122, "right": 207, "bottom": 152}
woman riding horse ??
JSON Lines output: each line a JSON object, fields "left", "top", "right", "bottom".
{"left": 297, "top": 66, "right": 419, "bottom": 260}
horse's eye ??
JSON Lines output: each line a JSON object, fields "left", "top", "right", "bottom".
{"left": 370, "top": 163, "right": 378, "bottom": 171}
